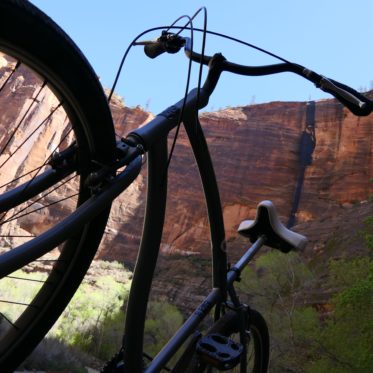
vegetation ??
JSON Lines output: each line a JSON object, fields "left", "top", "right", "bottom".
{"left": 51, "top": 274, "right": 129, "bottom": 360}
{"left": 2, "top": 218, "right": 372, "bottom": 372}
{"left": 238, "top": 250, "right": 320, "bottom": 371}
{"left": 308, "top": 257, "right": 373, "bottom": 372}
{"left": 1, "top": 260, "right": 183, "bottom": 372}
{"left": 238, "top": 249, "right": 373, "bottom": 372}
{"left": 360, "top": 215, "right": 373, "bottom": 249}
{"left": 144, "top": 301, "right": 184, "bottom": 357}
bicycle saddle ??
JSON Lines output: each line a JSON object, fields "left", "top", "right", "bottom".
{"left": 237, "top": 200, "right": 307, "bottom": 253}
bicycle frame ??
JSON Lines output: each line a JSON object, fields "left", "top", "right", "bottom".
{"left": 124, "top": 66, "right": 227, "bottom": 372}
{"left": 121, "top": 55, "right": 263, "bottom": 372}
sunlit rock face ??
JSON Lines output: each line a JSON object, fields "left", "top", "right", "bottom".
{"left": 104, "top": 96, "right": 373, "bottom": 263}
{"left": 1, "top": 54, "right": 373, "bottom": 265}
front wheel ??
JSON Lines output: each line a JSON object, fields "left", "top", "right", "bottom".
{"left": 0, "top": 0, "right": 116, "bottom": 371}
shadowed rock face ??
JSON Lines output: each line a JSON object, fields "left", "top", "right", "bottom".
{"left": 103, "top": 96, "right": 373, "bottom": 264}
{"left": 1, "top": 54, "right": 373, "bottom": 267}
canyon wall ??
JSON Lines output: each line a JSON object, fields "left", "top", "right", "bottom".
{"left": 1, "top": 53, "right": 373, "bottom": 267}
{"left": 103, "top": 94, "right": 373, "bottom": 264}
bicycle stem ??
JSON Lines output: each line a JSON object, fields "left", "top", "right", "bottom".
{"left": 126, "top": 53, "right": 226, "bottom": 150}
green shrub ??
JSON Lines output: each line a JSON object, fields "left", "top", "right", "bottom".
{"left": 0, "top": 261, "right": 131, "bottom": 369}
{"left": 238, "top": 250, "right": 319, "bottom": 371}
{"left": 308, "top": 258, "right": 373, "bottom": 372}
{"left": 144, "top": 301, "right": 184, "bottom": 358}
{"left": 51, "top": 271, "right": 130, "bottom": 360}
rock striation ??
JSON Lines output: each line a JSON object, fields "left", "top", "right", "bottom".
{"left": 101, "top": 96, "right": 373, "bottom": 265}
{"left": 1, "top": 54, "right": 373, "bottom": 268}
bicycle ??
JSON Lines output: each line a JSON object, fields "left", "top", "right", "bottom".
{"left": 0, "top": 1, "right": 372, "bottom": 372}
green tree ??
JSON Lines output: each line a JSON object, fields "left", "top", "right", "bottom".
{"left": 360, "top": 216, "right": 373, "bottom": 249}
{"left": 52, "top": 274, "right": 130, "bottom": 360}
{"left": 308, "top": 258, "right": 373, "bottom": 372}
{"left": 144, "top": 301, "right": 184, "bottom": 358}
{"left": 238, "top": 250, "right": 319, "bottom": 372}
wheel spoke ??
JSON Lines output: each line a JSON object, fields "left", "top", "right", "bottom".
{"left": 0, "top": 60, "right": 20, "bottom": 92}
{"left": 0, "top": 299, "right": 39, "bottom": 308}
{"left": 0, "top": 80, "right": 46, "bottom": 160}
{"left": 34, "top": 259, "right": 61, "bottom": 262}
{"left": 0, "top": 192, "right": 78, "bottom": 227}
{"left": 0, "top": 164, "right": 45, "bottom": 190}
{"left": 0, "top": 235, "right": 35, "bottom": 238}
{"left": 5, "top": 275, "right": 50, "bottom": 284}
{"left": 0, "top": 100, "right": 61, "bottom": 170}
{"left": 12, "top": 120, "right": 73, "bottom": 197}
{"left": 3, "top": 173, "right": 77, "bottom": 223}
{"left": 0, "top": 312, "right": 18, "bottom": 330}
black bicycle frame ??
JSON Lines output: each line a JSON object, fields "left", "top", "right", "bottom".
{"left": 122, "top": 56, "right": 229, "bottom": 372}
{"left": 122, "top": 91, "right": 268, "bottom": 370}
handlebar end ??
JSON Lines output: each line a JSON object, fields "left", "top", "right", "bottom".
{"left": 144, "top": 43, "right": 167, "bottom": 59}
{"left": 139, "top": 32, "right": 185, "bottom": 59}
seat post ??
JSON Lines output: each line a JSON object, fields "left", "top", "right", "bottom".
{"left": 227, "top": 235, "right": 267, "bottom": 286}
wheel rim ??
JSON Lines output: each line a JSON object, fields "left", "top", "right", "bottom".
{"left": 0, "top": 50, "right": 93, "bottom": 361}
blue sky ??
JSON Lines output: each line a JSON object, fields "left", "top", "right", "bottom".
{"left": 31, "top": 1, "right": 373, "bottom": 114}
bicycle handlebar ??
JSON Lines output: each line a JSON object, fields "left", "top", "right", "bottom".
{"left": 137, "top": 32, "right": 373, "bottom": 116}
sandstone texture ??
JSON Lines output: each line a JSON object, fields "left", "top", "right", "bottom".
{"left": 1, "top": 54, "right": 373, "bottom": 311}
{"left": 101, "top": 96, "right": 373, "bottom": 265}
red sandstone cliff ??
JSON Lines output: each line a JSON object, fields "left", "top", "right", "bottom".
{"left": 103, "top": 95, "right": 373, "bottom": 265}
{"left": 1, "top": 53, "right": 373, "bottom": 268}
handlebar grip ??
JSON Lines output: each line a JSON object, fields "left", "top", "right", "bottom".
{"left": 144, "top": 43, "right": 166, "bottom": 59}
{"left": 319, "top": 77, "right": 373, "bottom": 116}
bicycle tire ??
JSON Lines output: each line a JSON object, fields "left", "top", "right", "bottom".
{"left": 0, "top": 0, "right": 116, "bottom": 371}
{"left": 182, "top": 309, "right": 269, "bottom": 373}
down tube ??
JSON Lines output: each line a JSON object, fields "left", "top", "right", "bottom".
{"left": 183, "top": 114, "right": 227, "bottom": 297}
{"left": 122, "top": 137, "right": 168, "bottom": 373}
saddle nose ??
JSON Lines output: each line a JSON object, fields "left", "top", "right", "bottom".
{"left": 237, "top": 200, "right": 308, "bottom": 253}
